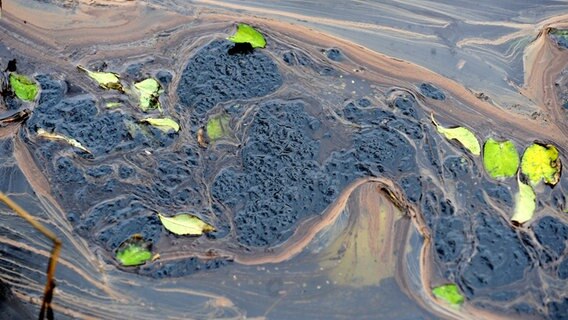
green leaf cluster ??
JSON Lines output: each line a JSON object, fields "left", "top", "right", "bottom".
{"left": 206, "top": 114, "right": 230, "bottom": 141}
{"left": 432, "top": 284, "right": 464, "bottom": 306}
{"left": 77, "top": 66, "right": 165, "bottom": 112}
{"left": 520, "top": 143, "right": 560, "bottom": 186}
{"left": 228, "top": 23, "right": 266, "bottom": 48}
{"left": 115, "top": 235, "right": 152, "bottom": 266}
{"left": 482, "top": 138, "right": 519, "bottom": 179}
{"left": 9, "top": 73, "right": 38, "bottom": 101}
{"left": 480, "top": 140, "right": 562, "bottom": 225}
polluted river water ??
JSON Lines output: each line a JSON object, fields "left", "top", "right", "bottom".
{"left": 0, "top": 0, "right": 568, "bottom": 319}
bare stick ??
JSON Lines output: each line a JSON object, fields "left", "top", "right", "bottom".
{"left": 0, "top": 192, "right": 61, "bottom": 320}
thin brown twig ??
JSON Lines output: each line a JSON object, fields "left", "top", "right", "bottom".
{"left": 0, "top": 192, "right": 61, "bottom": 320}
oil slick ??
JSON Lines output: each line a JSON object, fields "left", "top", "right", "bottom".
{"left": 0, "top": 1, "right": 567, "bottom": 320}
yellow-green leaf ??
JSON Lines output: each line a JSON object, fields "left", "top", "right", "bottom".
{"left": 37, "top": 128, "right": 91, "bottom": 154}
{"left": 483, "top": 138, "right": 519, "bottom": 179}
{"left": 134, "top": 78, "right": 163, "bottom": 112}
{"left": 432, "top": 284, "right": 464, "bottom": 306}
{"left": 227, "top": 23, "right": 266, "bottom": 48}
{"left": 512, "top": 178, "right": 536, "bottom": 224}
{"left": 206, "top": 114, "right": 230, "bottom": 141}
{"left": 77, "top": 65, "right": 123, "bottom": 91}
{"left": 431, "top": 114, "right": 480, "bottom": 156}
{"left": 105, "top": 102, "right": 122, "bottom": 109}
{"left": 520, "top": 143, "right": 561, "bottom": 186}
{"left": 115, "top": 235, "right": 152, "bottom": 267}
{"left": 158, "top": 213, "right": 215, "bottom": 236}
{"left": 140, "top": 117, "right": 180, "bottom": 133}
{"left": 9, "top": 73, "right": 38, "bottom": 101}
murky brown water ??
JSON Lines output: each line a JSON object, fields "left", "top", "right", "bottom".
{"left": 1, "top": 1, "right": 568, "bottom": 319}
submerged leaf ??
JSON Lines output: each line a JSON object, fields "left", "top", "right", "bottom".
{"left": 431, "top": 114, "right": 480, "bottom": 156}
{"left": 115, "top": 235, "right": 152, "bottom": 267}
{"left": 228, "top": 23, "right": 266, "bottom": 48}
{"left": 140, "top": 117, "right": 180, "bottom": 133}
{"left": 432, "top": 284, "right": 464, "bottom": 306}
{"left": 158, "top": 213, "right": 215, "bottom": 236}
{"left": 9, "top": 73, "right": 38, "bottom": 101}
{"left": 206, "top": 114, "right": 230, "bottom": 141}
{"left": 512, "top": 178, "right": 536, "bottom": 224}
{"left": 77, "top": 65, "right": 123, "bottom": 91}
{"left": 483, "top": 138, "right": 519, "bottom": 179}
{"left": 520, "top": 143, "right": 561, "bottom": 186}
{"left": 37, "top": 128, "right": 91, "bottom": 154}
{"left": 134, "top": 78, "right": 162, "bottom": 111}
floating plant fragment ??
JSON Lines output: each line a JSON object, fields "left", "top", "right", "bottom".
{"left": 228, "top": 23, "right": 266, "bottom": 48}
{"left": 512, "top": 178, "right": 536, "bottom": 225}
{"left": 206, "top": 114, "right": 229, "bottom": 141}
{"left": 105, "top": 102, "right": 122, "bottom": 109}
{"left": 77, "top": 65, "right": 123, "bottom": 91}
{"left": 140, "top": 117, "right": 180, "bottom": 133}
{"left": 115, "top": 235, "right": 152, "bottom": 267}
{"left": 197, "top": 128, "right": 208, "bottom": 148}
{"left": 432, "top": 284, "right": 464, "bottom": 306}
{"left": 520, "top": 143, "right": 561, "bottom": 186}
{"left": 134, "top": 78, "right": 163, "bottom": 111}
{"left": 158, "top": 213, "right": 215, "bottom": 236}
{"left": 431, "top": 114, "right": 480, "bottom": 156}
{"left": 9, "top": 73, "right": 38, "bottom": 101}
{"left": 483, "top": 138, "right": 519, "bottom": 179}
{"left": 37, "top": 128, "right": 91, "bottom": 154}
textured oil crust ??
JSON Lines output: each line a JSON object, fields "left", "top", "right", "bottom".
{"left": 176, "top": 40, "right": 283, "bottom": 115}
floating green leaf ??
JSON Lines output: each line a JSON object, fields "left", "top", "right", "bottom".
{"left": 431, "top": 114, "right": 480, "bottom": 156}
{"left": 228, "top": 23, "right": 266, "bottom": 48}
{"left": 77, "top": 65, "right": 123, "bottom": 91}
{"left": 206, "top": 114, "right": 230, "bottom": 141}
{"left": 512, "top": 177, "right": 536, "bottom": 224}
{"left": 105, "top": 102, "right": 122, "bottom": 109}
{"left": 483, "top": 138, "right": 519, "bottom": 179}
{"left": 520, "top": 143, "right": 561, "bottom": 186}
{"left": 140, "top": 117, "right": 180, "bottom": 133}
{"left": 432, "top": 284, "right": 464, "bottom": 306}
{"left": 158, "top": 213, "right": 215, "bottom": 236}
{"left": 115, "top": 235, "right": 152, "bottom": 267}
{"left": 37, "top": 128, "right": 91, "bottom": 154}
{"left": 9, "top": 73, "right": 38, "bottom": 101}
{"left": 134, "top": 78, "right": 162, "bottom": 112}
